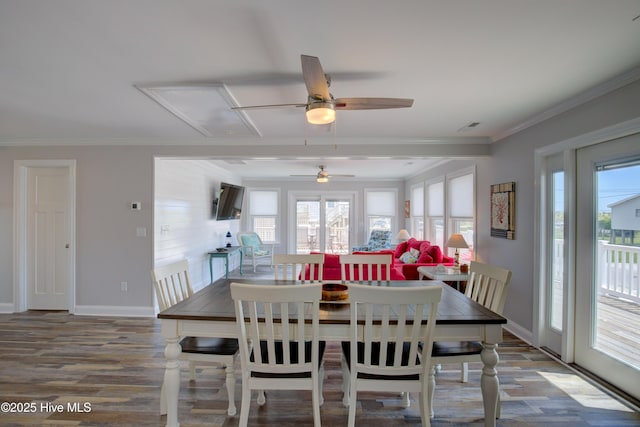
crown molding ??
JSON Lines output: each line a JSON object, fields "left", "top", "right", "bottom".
{"left": 494, "top": 66, "right": 640, "bottom": 142}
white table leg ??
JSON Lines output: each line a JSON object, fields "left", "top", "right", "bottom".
{"left": 480, "top": 342, "right": 499, "bottom": 427}
{"left": 163, "top": 336, "right": 182, "bottom": 427}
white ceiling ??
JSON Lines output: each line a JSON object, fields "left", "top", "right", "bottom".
{"left": 1, "top": 0, "right": 640, "bottom": 179}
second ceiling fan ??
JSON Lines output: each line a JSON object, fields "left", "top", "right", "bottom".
{"left": 290, "top": 165, "right": 355, "bottom": 183}
{"left": 232, "top": 55, "right": 414, "bottom": 125}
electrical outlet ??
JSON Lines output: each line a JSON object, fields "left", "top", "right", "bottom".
{"left": 120, "top": 281, "right": 128, "bottom": 292}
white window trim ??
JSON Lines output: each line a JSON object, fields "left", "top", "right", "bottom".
{"left": 364, "top": 188, "right": 399, "bottom": 238}
{"left": 245, "top": 187, "right": 281, "bottom": 244}
{"left": 445, "top": 166, "right": 476, "bottom": 255}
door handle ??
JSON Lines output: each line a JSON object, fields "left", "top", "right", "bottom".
{"left": 65, "top": 244, "right": 70, "bottom": 248}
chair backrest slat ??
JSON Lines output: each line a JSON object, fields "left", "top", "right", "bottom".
{"left": 339, "top": 254, "right": 392, "bottom": 285}
{"left": 465, "top": 261, "right": 512, "bottom": 314}
{"left": 348, "top": 283, "right": 442, "bottom": 377}
{"left": 231, "top": 282, "right": 322, "bottom": 375}
{"left": 151, "top": 260, "right": 194, "bottom": 311}
{"left": 273, "top": 254, "right": 324, "bottom": 283}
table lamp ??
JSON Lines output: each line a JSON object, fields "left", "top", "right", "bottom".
{"left": 446, "top": 233, "right": 468, "bottom": 267}
{"left": 396, "top": 229, "right": 411, "bottom": 242}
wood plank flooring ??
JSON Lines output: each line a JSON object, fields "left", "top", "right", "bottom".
{"left": 1, "top": 311, "right": 639, "bottom": 427}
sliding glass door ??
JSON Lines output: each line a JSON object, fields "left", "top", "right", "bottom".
{"left": 575, "top": 133, "right": 640, "bottom": 400}
{"left": 292, "top": 193, "right": 353, "bottom": 254}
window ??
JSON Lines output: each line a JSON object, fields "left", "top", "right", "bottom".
{"left": 447, "top": 172, "right": 474, "bottom": 261}
{"left": 365, "top": 190, "right": 397, "bottom": 235}
{"left": 248, "top": 190, "right": 278, "bottom": 243}
{"left": 425, "top": 181, "right": 443, "bottom": 247}
{"left": 411, "top": 185, "right": 424, "bottom": 239}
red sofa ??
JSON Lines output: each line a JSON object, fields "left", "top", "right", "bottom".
{"left": 392, "top": 238, "right": 454, "bottom": 280}
{"left": 304, "top": 251, "right": 406, "bottom": 281}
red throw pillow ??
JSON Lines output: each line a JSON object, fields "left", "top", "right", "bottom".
{"left": 417, "top": 250, "right": 434, "bottom": 264}
{"left": 407, "top": 238, "right": 422, "bottom": 251}
{"left": 394, "top": 241, "right": 408, "bottom": 258}
{"left": 425, "top": 245, "right": 443, "bottom": 264}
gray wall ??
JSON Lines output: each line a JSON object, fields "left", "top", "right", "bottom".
{"left": 406, "top": 78, "right": 640, "bottom": 336}
{"left": 1, "top": 146, "right": 155, "bottom": 312}
{"left": 1, "top": 78, "right": 639, "bottom": 326}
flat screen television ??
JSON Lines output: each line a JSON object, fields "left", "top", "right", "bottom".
{"left": 214, "top": 182, "right": 245, "bottom": 220}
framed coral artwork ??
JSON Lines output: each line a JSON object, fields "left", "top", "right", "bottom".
{"left": 490, "top": 181, "right": 515, "bottom": 239}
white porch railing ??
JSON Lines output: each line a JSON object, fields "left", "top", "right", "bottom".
{"left": 598, "top": 240, "right": 640, "bottom": 304}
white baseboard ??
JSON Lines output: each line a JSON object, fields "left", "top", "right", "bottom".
{"left": 73, "top": 305, "right": 155, "bottom": 318}
{"left": 0, "top": 303, "right": 15, "bottom": 313}
{"left": 0, "top": 303, "right": 154, "bottom": 317}
{"left": 504, "top": 319, "right": 535, "bottom": 346}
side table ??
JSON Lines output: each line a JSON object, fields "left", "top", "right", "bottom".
{"left": 208, "top": 246, "right": 243, "bottom": 282}
{"left": 417, "top": 266, "right": 468, "bottom": 291}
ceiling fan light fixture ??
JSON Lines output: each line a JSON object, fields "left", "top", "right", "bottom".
{"left": 306, "top": 102, "right": 336, "bottom": 124}
{"left": 316, "top": 176, "right": 329, "bottom": 183}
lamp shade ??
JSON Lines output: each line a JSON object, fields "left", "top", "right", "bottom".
{"left": 446, "top": 233, "right": 468, "bottom": 249}
{"left": 396, "top": 229, "right": 411, "bottom": 242}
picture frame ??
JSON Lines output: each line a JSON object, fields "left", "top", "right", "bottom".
{"left": 490, "top": 181, "right": 515, "bottom": 239}
{"left": 404, "top": 200, "right": 410, "bottom": 218}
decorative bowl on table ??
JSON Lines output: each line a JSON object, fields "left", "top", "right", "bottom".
{"left": 321, "top": 283, "right": 348, "bottom": 301}
{"left": 216, "top": 248, "right": 227, "bottom": 252}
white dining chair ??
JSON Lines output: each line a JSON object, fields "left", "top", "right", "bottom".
{"left": 231, "top": 282, "right": 325, "bottom": 427}
{"left": 429, "top": 261, "right": 512, "bottom": 418}
{"left": 151, "top": 260, "right": 238, "bottom": 416}
{"left": 341, "top": 283, "right": 442, "bottom": 427}
{"left": 339, "top": 253, "right": 392, "bottom": 285}
{"left": 249, "top": 253, "right": 324, "bottom": 406}
{"left": 273, "top": 253, "right": 324, "bottom": 283}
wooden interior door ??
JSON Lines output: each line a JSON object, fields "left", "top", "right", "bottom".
{"left": 27, "top": 167, "right": 70, "bottom": 309}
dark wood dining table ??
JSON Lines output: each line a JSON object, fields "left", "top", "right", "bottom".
{"left": 158, "top": 279, "right": 507, "bottom": 427}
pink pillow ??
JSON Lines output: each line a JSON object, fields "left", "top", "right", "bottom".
{"left": 425, "top": 245, "right": 443, "bottom": 263}
{"left": 417, "top": 250, "right": 434, "bottom": 264}
{"left": 407, "top": 238, "right": 421, "bottom": 251}
{"left": 394, "top": 241, "right": 408, "bottom": 258}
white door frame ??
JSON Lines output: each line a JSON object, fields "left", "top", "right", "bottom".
{"left": 534, "top": 116, "right": 640, "bottom": 358}
{"left": 574, "top": 133, "right": 640, "bottom": 399}
{"left": 288, "top": 190, "right": 358, "bottom": 253}
{"left": 13, "top": 159, "right": 77, "bottom": 313}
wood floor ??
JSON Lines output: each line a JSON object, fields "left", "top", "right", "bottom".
{"left": 1, "top": 311, "right": 639, "bottom": 427}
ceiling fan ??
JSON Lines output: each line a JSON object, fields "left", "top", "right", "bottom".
{"left": 232, "top": 55, "right": 414, "bottom": 125}
{"left": 290, "top": 165, "right": 355, "bottom": 183}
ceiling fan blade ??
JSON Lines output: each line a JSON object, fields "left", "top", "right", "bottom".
{"left": 289, "top": 174, "right": 355, "bottom": 179}
{"left": 334, "top": 97, "right": 414, "bottom": 110}
{"left": 232, "top": 103, "right": 306, "bottom": 110}
{"left": 301, "top": 55, "right": 331, "bottom": 101}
